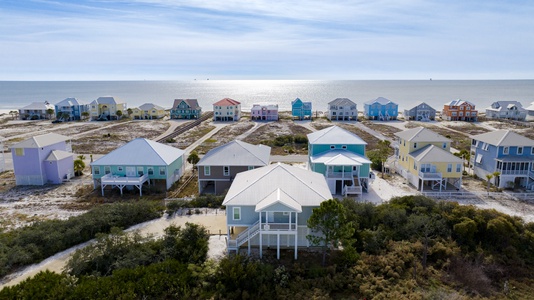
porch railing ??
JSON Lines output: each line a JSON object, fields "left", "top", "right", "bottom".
{"left": 326, "top": 171, "right": 358, "bottom": 179}
{"left": 344, "top": 185, "right": 362, "bottom": 195}
{"left": 419, "top": 172, "right": 442, "bottom": 179}
{"left": 499, "top": 169, "right": 529, "bottom": 175}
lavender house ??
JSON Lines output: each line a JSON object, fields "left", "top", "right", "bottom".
{"left": 10, "top": 133, "right": 74, "bottom": 185}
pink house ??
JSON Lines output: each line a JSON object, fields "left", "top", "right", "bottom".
{"left": 251, "top": 103, "right": 279, "bottom": 121}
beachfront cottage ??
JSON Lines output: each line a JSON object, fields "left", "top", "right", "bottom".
{"left": 91, "top": 138, "right": 185, "bottom": 196}
{"left": 170, "top": 99, "right": 202, "bottom": 119}
{"left": 485, "top": 101, "right": 527, "bottom": 121}
{"left": 307, "top": 126, "right": 372, "bottom": 196}
{"left": 291, "top": 98, "right": 312, "bottom": 120}
{"left": 526, "top": 102, "right": 534, "bottom": 122}
{"left": 394, "top": 127, "right": 463, "bottom": 192}
{"left": 18, "top": 101, "right": 55, "bottom": 120}
{"left": 470, "top": 130, "right": 534, "bottom": 190}
{"left": 10, "top": 133, "right": 74, "bottom": 185}
{"left": 326, "top": 98, "right": 357, "bottom": 121}
{"left": 251, "top": 103, "right": 278, "bottom": 121}
{"left": 131, "top": 103, "right": 166, "bottom": 120}
{"left": 403, "top": 102, "right": 436, "bottom": 121}
{"left": 54, "top": 98, "right": 89, "bottom": 121}
{"left": 223, "top": 162, "right": 333, "bottom": 259}
{"left": 197, "top": 140, "right": 271, "bottom": 195}
{"left": 213, "top": 98, "right": 241, "bottom": 121}
{"left": 442, "top": 99, "right": 478, "bottom": 121}
{"left": 363, "top": 97, "right": 398, "bottom": 120}
{"left": 89, "top": 96, "right": 127, "bottom": 121}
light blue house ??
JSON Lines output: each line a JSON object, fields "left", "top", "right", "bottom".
{"left": 470, "top": 130, "right": 534, "bottom": 190}
{"left": 91, "top": 138, "right": 185, "bottom": 196}
{"left": 364, "top": 97, "right": 398, "bottom": 120}
{"left": 291, "top": 98, "right": 312, "bottom": 120}
{"left": 223, "top": 163, "right": 332, "bottom": 259}
{"left": 307, "top": 126, "right": 372, "bottom": 196}
{"left": 55, "top": 98, "right": 88, "bottom": 121}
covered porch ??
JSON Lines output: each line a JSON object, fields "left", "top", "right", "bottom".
{"left": 99, "top": 173, "right": 150, "bottom": 196}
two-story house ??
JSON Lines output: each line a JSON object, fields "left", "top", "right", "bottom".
{"left": 485, "top": 101, "right": 527, "bottom": 121}
{"left": 363, "top": 97, "right": 398, "bottom": 120}
{"left": 54, "top": 98, "right": 88, "bottom": 121}
{"left": 197, "top": 140, "right": 271, "bottom": 194}
{"left": 91, "top": 138, "right": 185, "bottom": 196}
{"left": 251, "top": 103, "right": 278, "bottom": 121}
{"left": 89, "top": 96, "right": 127, "bottom": 121}
{"left": 442, "top": 99, "right": 478, "bottom": 121}
{"left": 213, "top": 98, "right": 241, "bottom": 121}
{"left": 223, "top": 162, "right": 332, "bottom": 259}
{"left": 470, "top": 130, "right": 534, "bottom": 190}
{"left": 19, "top": 101, "right": 54, "bottom": 120}
{"left": 131, "top": 103, "right": 166, "bottom": 119}
{"left": 10, "top": 133, "right": 74, "bottom": 185}
{"left": 307, "top": 126, "right": 372, "bottom": 196}
{"left": 403, "top": 102, "right": 436, "bottom": 121}
{"left": 394, "top": 127, "right": 463, "bottom": 192}
{"left": 170, "top": 99, "right": 202, "bottom": 119}
{"left": 326, "top": 98, "right": 357, "bottom": 121}
{"left": 291, "top": 98, "right": 312, "bottom": 120}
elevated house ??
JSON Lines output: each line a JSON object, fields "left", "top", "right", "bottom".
{"left": 326, "top": 98, "right": 357, "bottom": 121}
{"left": 526, "top": 102, "right": 534, "bottom": 122}
{"left": 54, "top": 98, "right": 88, "bottom": 121}
{"left": 19, "top": 101, "right": 54, "bottom": 120}
{"left": 10, "top": 133, "right": 73, "bottom": 185}
{"left": 442, "top": 99, "right": 478, "bottom": 122}
{"left": 170, "top": 99, "right": 202, "bottom": 119}
{"left": 394, "top": 127, "right": 463, "bottom": 192}
{"left": 223, "top": 163, "right": 333, "bottom": 259}
{"left": 307, "top": 126, "right": 372, "bottom": 196}
{"left": 197, "top": 140, "right": 271, "bottom": 195}
{"left": 89, "top": 96, "right": 127, "bottom": 121}
{"left": 363, "top": 97, "right": 398, "bottom": 120}
{"left": 403, "top": 102, "right": 436, "bottom": 121}
{"left": 131, "top": 103, "right": 166, "bottom": 119}
{"left": 485, "top": 101, "right": 527, "bottom": 121}
{"left": 213, "top": 98, "right": 241, "bottom": 121}
{"left": 470, "top": 130, "right": 534, "bottom": 190}
{"left": 91, "top": 138, "right": 185, "bottom": 196}
{"left": 291, "top": 98, "right": 312, "bottom": 120}
{"left": 251, "top": 103, "right": 278, "bottom": 121}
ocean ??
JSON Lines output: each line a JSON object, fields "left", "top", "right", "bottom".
{"left": 1, "top": 80, "right": 533, "bottom": 112}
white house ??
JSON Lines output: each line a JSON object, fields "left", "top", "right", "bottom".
{"left": 19, "top": 101, "right": 55, "bottom": 120}
{"left": 327, "top": 98, "right": 358, "bottom": 121}
{"left": 213, "top": 98, "right": 241, "bottom": 121}
{"left": 485, "top": 101, "right": 527, "bottom": 121}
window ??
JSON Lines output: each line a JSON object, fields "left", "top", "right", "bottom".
{"left": 414, "top": 143, "right": 417, "bottom": 149}
{"left": 518, "top": 147, "right": 523, "bottom": 155}
{"left": 233, "top": 207, "right": 241, "bottom": 220}
{"left": 117, "top": 166, "right": 123, "bottom": 172}
{"left": 204, "top": 166, "right": 210, "bottom": 176}
{"left": 342, "top": 145, "right": 347, "bottom": 149}
{"left": 456, "top": 164, "right": 461, "bottom": 172}
{"left": 442, "top": 142, "right": 447, "bottom": 149}
{"left": 447, "top": 164, "right": 452, "bottom": 172}
{"left": 330, "top": 145, "right": 335, "bottom": 149}
{"left": 460, "top": 106, "right": 464, "bottom": 110}
{"left": 248, "top": 166, "right": 254, "bottom": 170}
{"left": 503, "top": 147, "right": 509, "bottom": 154}
{"left": 472, "top": 140, "right": 477, "bottom": 146}
{"left": 283, "top": 212, "right": 290, "bottom": 216}
{"left": 148, "top": 167, "right": 154, "bottom": 175}
{"left": 104, "top": 166, "right": 111, "bottom": 174}
{"left": 414, "top": 162, "right": 417, "bottom": 170}
{"left": 137, "top": 167, "right": 144, "bottom": 176}
{"left": 223, "top": 166, "right": 230, "bottom": 176}
{"left": 159, "top": 168, "right": 166, "bottom": 175}
{"left": 14, "top": 148, "right": 24, "bottom": 156}
{"left": 482, "top": 143, "right": 489, "bottom": 151}
{"left": 94, "top": 167, "right": 100, "bottom": 175}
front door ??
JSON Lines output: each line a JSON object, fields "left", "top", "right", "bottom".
{"left": 335, "top": 180, "right": 342, "bottom": 194}
{"left": 126, "top": 167, "right": 136, "bottom": 177}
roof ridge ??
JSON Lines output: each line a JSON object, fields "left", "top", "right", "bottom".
{"left": 277, "top": 163, "right": 331, "bottom": 200}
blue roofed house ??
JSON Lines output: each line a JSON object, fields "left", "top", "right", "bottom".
{"left": 470, "top": 130, "right": 534, "bottom": 190}
{"left": 326, "top": 98, "right": 357, "bottom": 121}
{"left": 223, "top": 163, "right": 333, "bottom": 259}
{"left": 54, "top": 98, "right": 88, "bottom": 121}
{"left": 307, "top": 126, "right": 372, "bottom": 196}
{"left": 291, "top": 98, "right": 312, "bottom": 120}
{"left": 170, "top": 99, "right": 202, "bottom": 119}
{"left": 364, "top": 97, "right": 398, "bottom": 120}
{"left": 91, "top": 138, "right": 185, "bottom": 196}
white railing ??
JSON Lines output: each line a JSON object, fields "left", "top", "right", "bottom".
{"left": 499, "top": 169, "right": 529, "bottom": 175}
{"left": 260, "top": 223, "right": 297, "bottom": 231}
{"left": 530, "top": 171, "right": 534, "bottom": 179}
{"left": 419, "top": 172, "right": 442, "bottom": 179}
{"left": 101, "top": 173, "right": 149, "bottom": 184}
{"left": 234, "top": 221, "right": 260, "bottom": 247}
{"left": 327, "top": 171, "right": 358, "bottom": 179}
{"left": 344, "top": 185, "right": 362, "bottom": 195}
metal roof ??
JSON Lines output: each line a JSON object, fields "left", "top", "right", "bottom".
{"left": 409, "top": 144, "right": 462, "bottom": 163}
{"left": 20, "top": 102, "right": 54, "bottom": 110}
{"left": 307, "top": 126, "right": 367, "bottom": 145}
{"left": 445, "top": 99, "right": 475, "bottom": 107}
{"left": 394, "top": 127, "right": 450, "bottom": 143}
{"left": 254, "top": 188, "right": 302, "bottom": 212}
{"left": 10, "top": 133, "right": 70, "bottom": 149}
{"left": 197, "top": 140, "right": 271, "bottom": 166}
{"left": 45, "top": 150, "right": 73, "bottom": 162}
{"left": 364, "top": 97, "right": 397, "bottom": 105}
{"left": 95, "top": 96, "right": 121, "bottom": 105}
{"left": 91, "top": 138, "right": 185, "bottom": 166}
{"left": 310, "top": 150, "right": 371, "bottom": 165}
{"left": 55, "top": 98, "right": 82, "bottom": 107}
{"left": 222, "top": 163, "right": 332, "bottom": 206}
{"left": 172, "top": 99, "right": 200, "bottom": 109}
{"left": 486, "top": 101, "right": 526, "bottom": 112}
{"left": 138, "top": 103, "right": 165, "bottom": 111}
{"left": 213, "top": 98, "right": 241, "bottom": 106}
{"left": 328, "top": 98, "right": 356, "bottom": 106}
{"left": 470, "top": 130, "right": 534, "bottom": 147}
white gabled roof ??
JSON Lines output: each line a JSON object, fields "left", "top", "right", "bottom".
{"left": 486, "top": 101, "right": 525, "bottom": 112}
{"left": 11, "top": 133, "right": 70, "bottom": 149}
{"left": 409, "top": 145, "right": 462, "bottom": 163}
{"left": 139, "top": 103, "right": 165, "bottom": 111}
{"left": 310, "top": 150, "right": 371, "bottom": 166}
{"left": 45, "top": 150, "right": 73, "bottom": 162}
{"left": 197, "top": 140, "right": 271, "bottom": 166}
{"left": 328, "top": 98, "right": 356, "bottom": 106}
{"left": 222, "top": 163, "right": 332, "bottom": 207}
{"left": 364, "top": 97, "right": 397, "bottom": 106}
{"left": 91, "top": 138, "right": 185, "bottom": 166}
{"left": 394, "top": 127, "right": 450, "bottom": 143}
{"left": 445, "top": 99, "right": 475, "bottom": 107}
{"left": 526, "top": 102, "right": 534, "bottom": 111}
{"left": 55, "top": 98, "right": 82, "bottom": 107}
{"left": 307, "top": 126, "right": 367, "bottom": 145}
{"left": 95, "top": 96, "right": 121, "bottom": 105}
{"left": 20, "top": 101, "right": 54, "bottom": 110}
{"left": 470, "top": 130, "right": 534, "bottom": 147}
{"left": 255, "top": 188, "right": 302, "bottom": 212}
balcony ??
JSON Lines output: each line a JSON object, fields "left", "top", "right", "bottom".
{"left": 326, "top": 171, "right": 358, "bottom": 179}
{"left": 419, "top": 172, "right": 442, "bottom": 179}
{"left": 101, "top": 173, "right": 149, "bottom": 185}
{"left": 498, "top": 169, "right": 529, "bottom": 175}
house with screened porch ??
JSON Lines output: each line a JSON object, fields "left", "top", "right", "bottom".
{"left": 223, "top": 163, "right": 332, "bottom": 259}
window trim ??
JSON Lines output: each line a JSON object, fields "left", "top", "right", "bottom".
{"left": 503, "top": 146, "right": 509, "bottom": 154}
{"left": 223, "top": 166, "right": 230, "bottom": 176}
{"left": 159, "top": 167, "right": 166, "bottom": 176}
{"left": 447, "top": 163, "right": 452, "bottom": 172}
{"left": 204, "top": 166, "right": 210, "bottom": 176}
{"left": 104, "top": 166, "right": 111, "bottom": 174}
{"left": 233, "top": 207, "right": 241, "bottom": 220}
{"left": 517, "top": 147, "right": 523, "bottom": 155}
{"left": 15, "top": 148, "right": 24, "bottom": 156}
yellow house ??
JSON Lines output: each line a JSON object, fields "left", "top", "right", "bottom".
{"left": 131, "top": 103, "right": 166, "bottom": 119}
{"left": 394, "top": 127, "right": 463, "bottom": 192}
{"left": 89, "top": 96, "right": 127, "bottom": 120}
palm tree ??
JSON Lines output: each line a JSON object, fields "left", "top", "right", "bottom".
{"left": 127, "top": 108, "right": 133, "bottom": 116}
{"left": 486, "top": 174, "right": 494, "bottom": 194}
{"left": 116, "top": 110, "right": 123, "bottom": 120}
{"left": 46, "top": 108, "right": 55, "bottom": 120}
{"left": 81, "top": 111, "right": 90, "bottom": 121}
{"left": 74, "top": 159, "right": 86, "bottom": 176}
{"left": 492, "top": 171, "right": 501, "bottom": 189}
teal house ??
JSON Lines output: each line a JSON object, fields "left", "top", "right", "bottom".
{"left": 291, "top": 98, "right": 312, "bottom": 120}
{"left": 91, "top": 138, "right": 185, "bottom": 196}
{"left": 307, "top": 126, "right": 372, "bottom": 196}
{"left": 170, "top": 99, "right": 202, "bottom": 119}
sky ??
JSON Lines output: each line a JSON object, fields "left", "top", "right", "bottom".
{"left": 1, "top": 0, "right": 534, "bottom": 80}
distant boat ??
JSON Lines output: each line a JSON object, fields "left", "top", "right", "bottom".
{"left": 430, "top": 78, "right": 432, "bottom": 81}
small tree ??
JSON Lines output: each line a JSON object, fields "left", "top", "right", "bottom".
{"left": 486, "top": 173, "right": 494, "bottom": 194}
{"left": 187, "top": 151, "right": 200, "bottom": 170}
{"left": 127, "top": 108, "right": 133, "bottom": 116}
{"left": 74, "top": 159, "right": 86, "bottom": 176}
{"left": 116, "top": 110, "right": 123, "bottom": 120}
{"left": 9, "top": 110, "right": 17, "bottom": 120}
{"left": 307, "top": 199, "right": 355, "bottom": 265}
{"left": 46, "top": 108, "right": 55, "bottom": 120}
{"left": 81, "top": 111, "right": 90, "bottom": 121}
